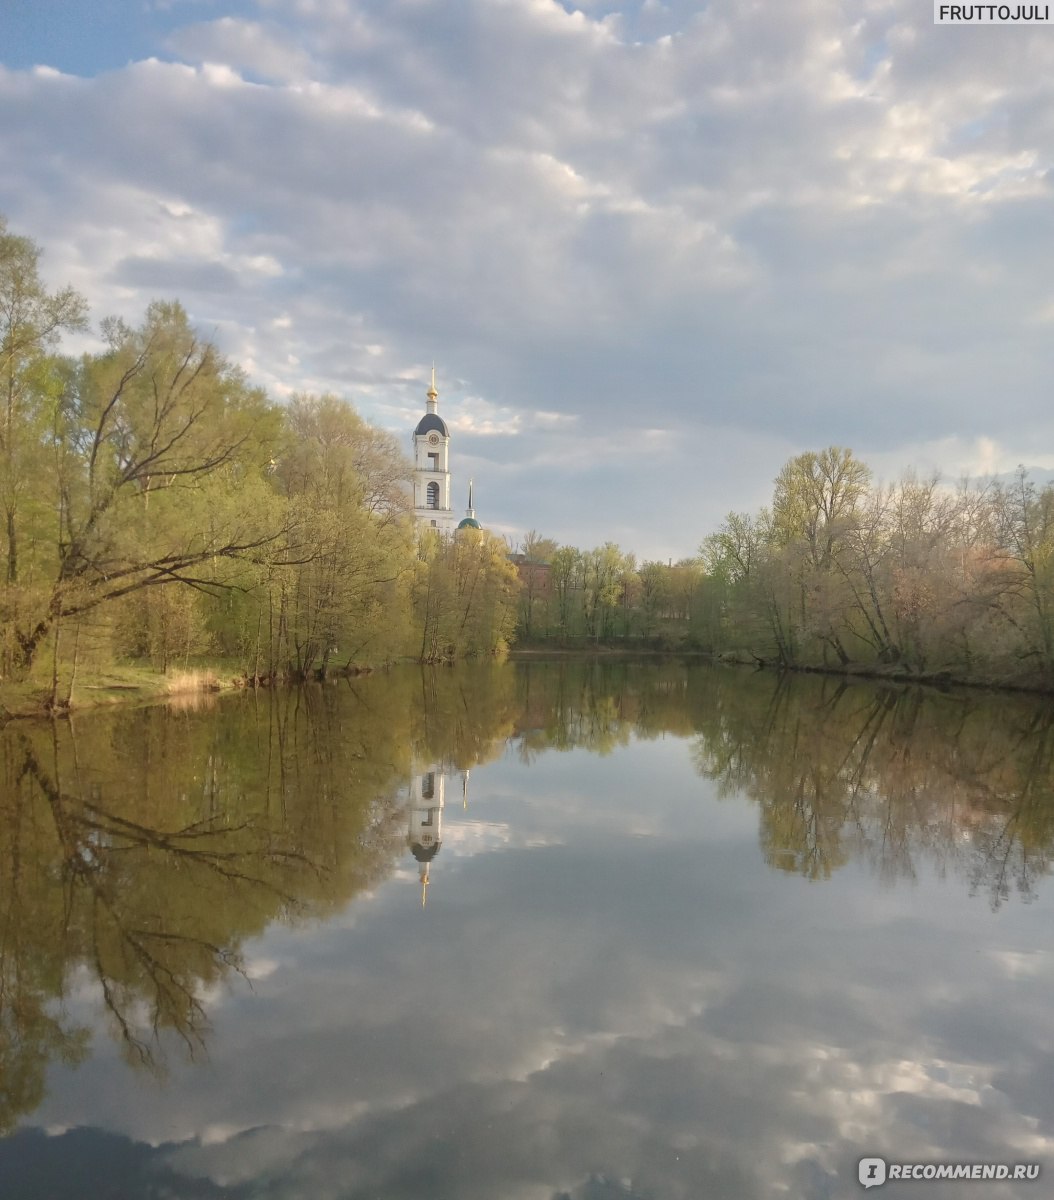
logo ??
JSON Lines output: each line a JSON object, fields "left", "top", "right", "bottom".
{"left": 860, "top": 1158, "right": 887, "bottom": 1189}
{"left": 935, "top": 3, "right": 1053, "bottom": 21}
{"left": 858, "top": 1157, "right": 1041, "bottom": 1187}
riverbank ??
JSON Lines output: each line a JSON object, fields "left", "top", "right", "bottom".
{"left": 510, "top": 642, "right": 1054, "bottom": 696}
{"left": 0, "top": 664, "right": 241, "bottom": 722}
{"left": 772, "top": 658, "right": 1054, "bottom": 697}
{"left": 0, "top": 660, "right": 393, "bottom": 722}
{"left": 6, "top": 643, "right": 1052, "bottom": 723}
{"left": 508, "top": 645, "right": 693, "bottom": 659}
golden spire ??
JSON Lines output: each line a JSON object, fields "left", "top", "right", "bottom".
{"left": 420, "top": 863, "right": 430, "bottom": 908}
{"left": 426, "top": 363, "right": 439, "bottom": 415}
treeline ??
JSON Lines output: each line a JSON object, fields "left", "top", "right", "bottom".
{"left": 0, "top": 217, "right": 518, "bottom": 699}
{"left": 515, "top": 533, "right": 710, "bottom": 645}
{"left": 518, "top": 448, "right": 1054, "bottom": 689}
{"left": 701, "top": 447, "right": 1054, "bottom": 687}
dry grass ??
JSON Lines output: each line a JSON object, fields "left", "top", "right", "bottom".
{"left": 162, "top": 669, "right": 223, "bottom": 696}
{"left": 2, "top": 661, "right": 241, "bottom": 721}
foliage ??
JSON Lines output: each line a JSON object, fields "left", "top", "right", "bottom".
{"left": 0, "top": 216, "right": 520, "bottom": 700}
{"left": 413, "top": 527, "right": 520, "bottom": 661}
{"left": 701, "top": 449, "right": 1054, "bottom": 686}
{"left": 6, "top": 213, "right": 1051, "bottom": 692}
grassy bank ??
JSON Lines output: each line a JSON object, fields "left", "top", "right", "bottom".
{"left": 0, "top": 663, "right": 240, "bottom": 722}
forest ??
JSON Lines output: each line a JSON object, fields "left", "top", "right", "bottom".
{"left": 516, "top": 453, "right": 1054, "bottom": 691}
{"left": 4, "top": 213, "right": 1054, "bottom": 709}
{"left": 0, "top": 217, "right": 519, "bottom": 707}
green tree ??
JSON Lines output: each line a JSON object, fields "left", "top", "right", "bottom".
{"left": 10, "top": 302, "right": 286, "bottom": 676}
{"left": 549, "top": 545, "right": 584, "bottom": 635}
{"left": 0, "top": 217, "right": 87, "bottom": 587}
{"left": 413, "top": 528, "right": 520, "bottom": 660}
{"left": 516, "top": 530, "right": 558, "bottom": 638}
{"left": 271, "top": 393, "right": 414, "bottom": 675}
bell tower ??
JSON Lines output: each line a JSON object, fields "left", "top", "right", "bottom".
{"left": 412, "top": 367, "right": 457, "bottom": 534}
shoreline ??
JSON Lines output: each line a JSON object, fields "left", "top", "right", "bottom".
{"left": 4, "top": 647, "right": 1052, "bottom": 723}
{"left": 509, "top": 645, "right": 1054, "bottom": 696}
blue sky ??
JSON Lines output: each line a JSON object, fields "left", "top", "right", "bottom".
{"left": 3, "top": 0, "right": 1054, "bottom": 557}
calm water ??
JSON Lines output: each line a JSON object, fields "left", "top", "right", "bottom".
{"left": 1, "top": 661, "right": 1053, "bottom": 1199}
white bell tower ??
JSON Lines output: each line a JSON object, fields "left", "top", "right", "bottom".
{"left": 408, "top": 766, "right": 446, "bottom": 907}
{"left": 412, "top": 367, "right": 457, "bottom": 534}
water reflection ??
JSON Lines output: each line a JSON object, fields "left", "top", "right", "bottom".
{"left": 1, "top": 661, "right": 1052, "bottom": 1199}
{"left": 406, "top": 765, "right": 473, "bottom": 905}
{"left": 513, "top": 661, "right": 1054, "bottom": 906}
{"left": 0, "top": 665, "right": 517, "bottom": 1134}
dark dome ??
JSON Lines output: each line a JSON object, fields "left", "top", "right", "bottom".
{"left": 410, "top": 840, "right": 442, "bottom": 863}
{"left": 457, "top": 517, "right": 482, "bottom": 530}
{"left": 415, "top": 413, "right": 449, "bottom": 437}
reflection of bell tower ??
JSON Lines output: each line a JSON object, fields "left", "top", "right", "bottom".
{"left": 408, "top": 767, "right": 445, "bottom": 906}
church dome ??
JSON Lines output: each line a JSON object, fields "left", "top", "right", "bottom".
{"left": 411, "top": 840, "right": 442, "bottom": 863}
{"left": 457, "top": 517, "right": 482, "bottom": 530}
{"left": 415, "top": 413, "right": 449, "bottom": 437}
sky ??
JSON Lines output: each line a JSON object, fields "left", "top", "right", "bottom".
{"left": 2, "top": 0, "right": 1054, "bottom": 559}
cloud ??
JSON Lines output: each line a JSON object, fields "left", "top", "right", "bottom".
{"left": 2, "top": 0, "right": 1054, "bottom": 556}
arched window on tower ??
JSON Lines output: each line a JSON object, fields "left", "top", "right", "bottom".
{"left": 426, "top": 481, "right": 440, "bottom": 509}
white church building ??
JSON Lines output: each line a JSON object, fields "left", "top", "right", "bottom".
{"left": 412, "top": 369, "right": 481, "bottom": 535}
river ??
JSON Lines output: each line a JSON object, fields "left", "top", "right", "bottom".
{"left": 1, "top": 660, "right": 1052, "bottom": 1198}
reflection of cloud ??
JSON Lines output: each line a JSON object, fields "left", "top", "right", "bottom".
{"left": 10, "top": 682, "right": 1054, "bottom": 1197}
{"left": 243, "top": 957, "right": 280, "bottom": 981}
{"left": 442, "top": 819, "right": 514, "bottom": 856}
{"left": 21, "top": 807, "right": 1054, "bottom": 1199}
{"left": 19, "top": 974, "right": 1054, "bottom": 1200}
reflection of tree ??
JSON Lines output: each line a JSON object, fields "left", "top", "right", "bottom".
{"left": 510, "top": 660, "right": 1054, "bottom": 902}
{"left": 21, "top": 733, "right": 321, "bottom": 1068}
{"left": 0, "top": 664, "right": 518, "bottom": 1130}
{"left": 693, "top": 673, "right": 1054, "bottom": 899}
{"left": 0, "top": 735, "right": 91, "bottom": 1133}
{"left": 4, "top": 662, "right": 1050, "bottom": 1130}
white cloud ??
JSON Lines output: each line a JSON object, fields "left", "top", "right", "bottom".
{"left": 3, "top": 0, "right": 1054, "bottom": 556}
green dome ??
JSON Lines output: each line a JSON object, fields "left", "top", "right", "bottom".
{"left": 457, "top": 517, "right": 482, "bottom": 530}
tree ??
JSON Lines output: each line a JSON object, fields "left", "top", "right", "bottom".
{"left": 413, "top": 529, "right": 520, "bottom": 660}
{"left": 0, "top": 218, "right": 88, "bottom": 588}
{"left": 549, "top": 545, "right": 584, "bottom": 635}
{"left": 270, "top": 394, "right": 414, "bottom": 675}
{"left": 516, "top": 530, "right": 558, "bottom": 638}
{"left": 769, "top": 448, "right": 871, "bottom": 664}
{"left": 991, "top": 469, "right": 1054, "bottom": 672}
{"left": 637, "top": 561, "right": 672, "bottom": 638}
{"left": 771, "top": 447, "right": 871, "bottom": 569}
{"left": 581, "top": 543, "right": 629, "bottom": 639}
{"left": 9, "top": 302, "right": 286, "bottom": 674}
